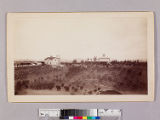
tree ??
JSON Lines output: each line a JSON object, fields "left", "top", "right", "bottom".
{"left": 72, "top": 59, "right": 77, "bottom": 63}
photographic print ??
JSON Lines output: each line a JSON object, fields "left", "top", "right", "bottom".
{"left": 7, "top": 12, "right": 154, "bottom": 102}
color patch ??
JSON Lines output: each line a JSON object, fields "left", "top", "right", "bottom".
{"left": 60, "top": 116, "right": 64, "bottom": 119}
{"left": 83, "top": 116, "right": 87, "bottom": 119}
{"left": 91, "top": 117, "right": 96, "bottom": 119}
{"left": 77, "top": 116, "right": 82, "bottom": 119}
{"left": 87, "top": 116, "right": 92, "bottom": 119}
{"left": 74, "top": 116, "right": 78, "bottom": 119}
{"left": 69, "top": 116, "right": 74, "bottom": 119}
{"left": 64, "top": 116, "right": 69, "bottom": 119}
{"left": 96, "top": 116, "right": 100, "bottom": 119}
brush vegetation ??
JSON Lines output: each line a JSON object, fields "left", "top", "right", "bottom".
{"left": 15, "top": 61, "right": 147, "bottom": 95}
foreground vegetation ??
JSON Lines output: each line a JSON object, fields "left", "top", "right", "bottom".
{"left": 15, "top": 61, "right": 147, "bottom": 95}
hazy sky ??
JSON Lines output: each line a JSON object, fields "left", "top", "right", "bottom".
{"left": 13, "top": 13, "right": 147, "bottom": 61}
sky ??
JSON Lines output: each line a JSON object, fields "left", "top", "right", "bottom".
{"left": 12, "top": 13, "right": 147, "bottom": 61}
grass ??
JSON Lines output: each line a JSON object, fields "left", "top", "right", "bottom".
{"left": 14, "top": 61, "right": 147, "bottom": 95}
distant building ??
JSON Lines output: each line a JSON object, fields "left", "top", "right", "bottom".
{"left": 14, "top": 61, "right": 42, "bottom": 67}
{"left": 87, "top": 58, "right": 93, "bottom": 62}
{"left": 97, "top": 56, "right": 110, "bottom": 63}
{"left": 86, "top": 54, "right": 111, "bottom": 63}
{"left": 95, "top": 54, "right": 111, "bottom": 66}
{"left": 44, "top": 56, "right": 61, "bottom": 67}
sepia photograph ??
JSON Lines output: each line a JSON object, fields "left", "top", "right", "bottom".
{"left": 7, "top": 12, "right": 154, "bottom": 102}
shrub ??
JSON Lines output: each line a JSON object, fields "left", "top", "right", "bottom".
{"left": 61, "top": 83, "right": 64, "bottom": 87}
{"left": 64, "top": 86, "right": 70, "bottom": 91}
{"left": 88, "top": 91, "right": 92, "bottom": 94}
{"left": 56, "top": 85, "right": 61, "bottom": 91}
{"left": 15, "top": 80, "right": 29, "bottom": 94}
{"left": 80, "top": 86, "right": 83, "bottom": 90}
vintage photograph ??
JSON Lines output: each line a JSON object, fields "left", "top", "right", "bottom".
{"left": 7, "top": 12, "right": 154, "bottom": 102}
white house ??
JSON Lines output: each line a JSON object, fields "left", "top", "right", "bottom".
{"left": 44, "top": 56, "right": 60, "bottom": 67}
{"left": 97, "top": 54, "right": 110, "bottom": 63}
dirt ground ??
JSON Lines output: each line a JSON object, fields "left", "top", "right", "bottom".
{"left": 14, "top": 62, "right": 147, "bottom": 95}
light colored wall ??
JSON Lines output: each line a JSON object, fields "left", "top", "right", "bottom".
{"left": 0, "top": 0, "right": 160, "bottom": 120}
{"left": 45, "top": 59, "right": 60, "bottom": 65}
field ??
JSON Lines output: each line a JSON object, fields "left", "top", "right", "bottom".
{"left": 14, "top": 61, "right": 147, "bottom": 95}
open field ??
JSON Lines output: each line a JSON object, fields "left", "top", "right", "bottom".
{"left": 14, "top": 61, "right": 147, "bottom": 95}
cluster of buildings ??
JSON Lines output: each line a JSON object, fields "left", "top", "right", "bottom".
{"left": 14, "top": 54, "right": 111, "bottom": 68}
{"left": 44, "top": 54, "right": 111, "bottom": 67}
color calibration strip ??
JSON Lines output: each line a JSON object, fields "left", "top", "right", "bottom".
{"left": 60, "top": 116, "right": 100, "bottom": 119}
{"left": 39, "top": 109, "right": 122, "bottom": 118}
